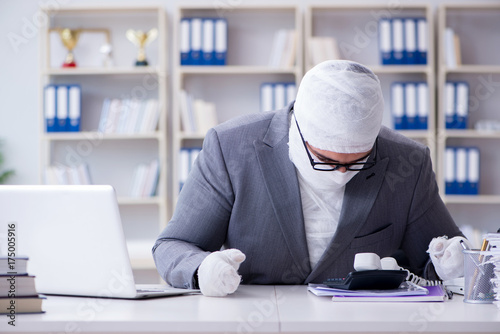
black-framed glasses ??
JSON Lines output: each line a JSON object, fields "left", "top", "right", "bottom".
{"left": 293, "top": 113, "right": 378, "bottom": 172}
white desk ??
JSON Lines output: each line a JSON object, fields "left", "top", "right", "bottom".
{"left": 2, "top": 285, "right": 499, "bottom": 334}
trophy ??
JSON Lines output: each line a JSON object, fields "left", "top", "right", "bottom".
{"left": 126, "top": 28, "right": 158, "bottom": 66}
{"left": 57, "top": 28, "right": 82, "bottom": 67}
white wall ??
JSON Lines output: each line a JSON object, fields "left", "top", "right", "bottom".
{"left": 1, "top": 0, "right": 499, "bottom": 186}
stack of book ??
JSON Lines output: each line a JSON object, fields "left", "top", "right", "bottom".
{"left": 1, "top": 257, "right": 45, "bottom": 317}
{"left": 180, "top": 17, "right": 227, "bottom": 65}
{"left": 391, "top": 81, "right": 429, "bottom": 130}
{"left": 179, "top": 90, "right": 218, "bottom": 135}
{"left": 378, "top": 17, "right": 428, "bottom": 65}
{"left": 98, "top": 98, "right": 160, "bottom": 134}
{"left": 130, "top": 159, "right": 159, "bottom": 198}
{"left": 44, "top": 163, "right": 92, "bottom": 185}
{"left": 268, "top": 29, "right": 296, "bottom": 68}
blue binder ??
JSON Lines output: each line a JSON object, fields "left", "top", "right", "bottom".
{"left": 56, "top": 85, "right": 68, "bottom": 132}
{"left": 180, "top": 18, "right": 191, "bottom": 65}
{"left": 214, "top": 18, "right": 227, "bottom": 65}
{"left": 466, "top": 147, "right": 480, "bottom": 195}
{"left": 392, "top": 18, "right": 404, "bottom": 65}
{"left": 391, "top": 82, "right": 405, "bottom": 129}
{"left": 68, "top": 85, "right": 81, "bottom": 132}
{"left": 404, "top": 18, "right": 417, "bottom": 65}
{"left": 416, "top": 82, "right": 428, "bottom": 130}
{"left": 201, "top": 18, "right": 215, "bottom": 65}
{"left": 189, "top": 18, "right": 202, "bottom": 65}
{"left": 416, "top": 18, "right": 428, "bottom": 65}
{"left": 44, "top": 85, "right": 57, "bottom": 132}
{"left": 379, "top": 18, "right": 392, "bottom": 65}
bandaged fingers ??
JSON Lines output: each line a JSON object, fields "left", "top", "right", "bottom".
{"left": 198, "top": 249, "right": 246, "bottom": 297}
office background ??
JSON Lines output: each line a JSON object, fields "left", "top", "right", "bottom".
{"left": 1, "top": 0, "right": 500, "bottom": 282}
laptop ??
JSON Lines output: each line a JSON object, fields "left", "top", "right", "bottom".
{"left": 0, "top": 184, "right": 199, "bottom": 299}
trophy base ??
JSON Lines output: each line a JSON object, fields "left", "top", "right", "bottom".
{"left": 62, "top": 62, "right": 77, "bottom": 68}
{"left": 135, "top": 60, "right": 149, "bottom": 66}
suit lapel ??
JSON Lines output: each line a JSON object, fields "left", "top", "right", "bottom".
{"left": 305, "top": 156, "right": 389, "bottom": 282}
{"left": 254, "top": 110, "right": 311, "bottom": 277}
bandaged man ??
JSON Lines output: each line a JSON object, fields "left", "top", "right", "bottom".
{"left": 153, "top": 60, "right": 466, "bottom": 296}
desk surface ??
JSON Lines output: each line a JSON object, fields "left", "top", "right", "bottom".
{"left": 2, "top": 285, "right": 500, "bottom": 334}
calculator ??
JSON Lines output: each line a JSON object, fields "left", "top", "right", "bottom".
{"left": 323, "top": 270, "right": 408, "bottom": 290}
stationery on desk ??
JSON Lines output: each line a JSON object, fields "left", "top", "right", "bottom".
{"left": 308, "top": 282, "right": 447, "bottom": 302}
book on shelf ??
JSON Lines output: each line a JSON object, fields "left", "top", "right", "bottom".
{"left": 180, "top": 17, "right": 227, "bottom": 66}
{"left": 260, "top": 82, "right": 296, "bottom": 112}
{"left": 0, "top": 296, "right": 45, "bottom": 315}
{"left": 444, "top": 146, "right": 480, "bottom": 195}
{"left": 130, "top": 159, "right": 160, "bottom": 198}
{"left": 268, "top": 29, "right": 296, "bottom": 68}
{"left": 44, "top": 84, "right": 81, "bottom": 133}
{"left": 44, "top": 163, "right": 92, "bottom": 185}
{"left": 378, "top": 17, "right": 427, "bottom": 65}
{"left": 390, "top": 81, "right": 428, "bottom": 130}
{"left": 179, "top": 90, "right": 218, "bottom": 135}
{"left": 179, "top": 147, "right": 201, "bottom": 191}
{"left": 307, "top": 36, "right": 340, "bottom": 69}
{"left": 444, "top": 27, "right": 462, "bottom": 68}
{"left": 98, "top": 98, "right": 160, "bottom": 134}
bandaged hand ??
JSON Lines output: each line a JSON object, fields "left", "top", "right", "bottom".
{"left": 197, "top": 249, "right": 246, "bottom": 297}
{"left": 427, "top": 236, "right": 471, "bottom": 280}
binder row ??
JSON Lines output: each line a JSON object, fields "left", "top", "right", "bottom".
{"left": 260, "top": 82, "right": 296, "bottom": 112}
{"left": 98, "top": 98, "right": 160, "bottom": 134}
{"left": 44, "top": 84, "right": 81, "bottom": 132}
{"left": 379, "top": 18, "right": 428, "bottom": 65}
{"left": 180, "top": 17, "right": 227, "bottom": 66}
{"left": 179, "top": 147, "right": 201, "bottom": 191}
{"left": 130, "top": 159, "right": 159, "bottom": 198}
{"left": 445, "top": 81, "right": 469, "bottom": 129}
{"left": 391, "top": 81, "right": 429, "bottom": 130}
{"left": 445, "top": 146, "right": 480, "bottom": 195}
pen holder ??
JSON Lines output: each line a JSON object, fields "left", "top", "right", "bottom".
{"left": 463, "top": 250, "right": 496, "bottom": 304}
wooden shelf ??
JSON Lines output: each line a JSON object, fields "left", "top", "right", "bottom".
{"left": 42, "top": 67, "right": 163, "bottom": 76}
{"left": 42, "top": 132, "right": 163, "bottom": 141}
{"left": 444, "top": 195, "right": 500, "bottom": 205}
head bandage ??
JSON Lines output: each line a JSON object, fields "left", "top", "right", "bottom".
{"left": 294, "top": 60, "right": 384, "bottom": 153}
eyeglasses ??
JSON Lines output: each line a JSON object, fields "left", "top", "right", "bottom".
{"left": 293, "top": 113, "right": 377, "bottom": 172}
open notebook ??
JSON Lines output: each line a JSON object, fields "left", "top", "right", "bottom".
{"left": 0, "top": 185, "right": 198, "bottom": 299}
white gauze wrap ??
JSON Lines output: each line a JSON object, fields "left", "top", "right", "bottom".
{"left": 427, "top": 236, "right": 471, "bottom": 280}
{"left": 294, "top": 60, "right": 384, "bottom": 153}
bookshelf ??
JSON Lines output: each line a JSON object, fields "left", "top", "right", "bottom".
{"left": 172, "top": 5, "right": 303, "bottom": 204}
{"left": 436, "top": 3, "right": 500, "bottom": 240}
{"left": 304, "top": 4, "right": 435, "bottom": 160}
{"left": 39, "top": 6, "right": 168, "bottom": 272}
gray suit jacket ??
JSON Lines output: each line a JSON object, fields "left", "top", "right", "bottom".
{"left": 153, "top": 105, "right": 462, "bottom": 288}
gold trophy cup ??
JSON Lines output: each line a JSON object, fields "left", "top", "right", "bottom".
{"left": 126, "top": 28, "right": 158, "bottom": 66}
{"left": 58, "top": 28, "right": 82, "bottom": 67}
